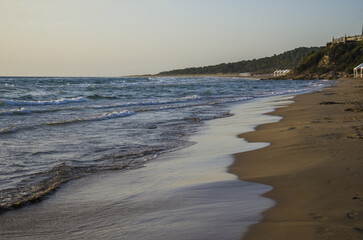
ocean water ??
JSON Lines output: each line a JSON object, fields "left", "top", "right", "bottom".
{"left": 0, "top": 76, "right": 330, "bottom": 209}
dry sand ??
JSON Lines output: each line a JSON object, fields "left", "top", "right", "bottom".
{"left": 229, "top": 78, "right": 363, "bottom": 240}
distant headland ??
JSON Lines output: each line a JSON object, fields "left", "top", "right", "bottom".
{"left": 283, "top": 32, "right": 363, "bottom": 80}
{"left": 150, "top": 28, "right": 363, "bottom": 80}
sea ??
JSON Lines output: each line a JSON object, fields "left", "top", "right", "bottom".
{"left": 0, "top": 76, "right": 331, "bottom": 210}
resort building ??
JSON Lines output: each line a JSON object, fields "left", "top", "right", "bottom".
{"left": 274, "top": 69, "right": 290, "bottom": 77}
{"left": 239, "top": 72, "right": 252, "bottom": 77}
{"left": 331, "top": 26, "right": 363, "bottom": 44}
{"left": 354, "top": 63, "right": 363, "bottom": 78}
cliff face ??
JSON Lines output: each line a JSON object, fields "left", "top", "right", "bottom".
{"left": 318, "top": 55, "right": 332, "bottom": 68}
{"left": 285, "top": 40, "right": 363, "bottom": 79}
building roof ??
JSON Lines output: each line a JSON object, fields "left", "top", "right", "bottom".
{"left": 354, "top": 63, "right": 363, "bottom": 70}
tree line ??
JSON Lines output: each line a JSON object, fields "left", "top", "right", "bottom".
{"left": 158, "top": 47, "right": 321, "bottom": 76}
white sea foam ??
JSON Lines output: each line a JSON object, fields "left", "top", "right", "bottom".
{"left": 2, "top": 83, "right": 15, "bottom": 87}
{"left": 92, "top": 111, "right": 135, "bottom": 121}
{"left": 213, "top": 96, "right": 254, "bottom": 104}
{"left": 112, "top": 78, "right": 182, "bottom": 87}
{"left": 92, "top": 95, "right": 200, "bottom": 109}
{"left": 46, "top": 110, "right": 135, "bottom": 125}
{"left": 71, "top": 84, "right": 95, "bottom": 88}
{"left": 4, "top": 97, "right": 86, "bottom": 106}
{"left": 0, "top": 108, "right": 32, "bottom": 115}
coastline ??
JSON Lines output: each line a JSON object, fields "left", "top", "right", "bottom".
{"left": 229, "top": 78, "right": 363, "bottom": 240}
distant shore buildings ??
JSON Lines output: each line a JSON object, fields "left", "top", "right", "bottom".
{"left": 331, "top": 26, "right": 363, "bottom": 44}
{"left": 331, "top": 34, "right": 363, "bottom": 44}
{"left": 239, "top": 72, "right": 252, "bottom": 77}
{"left": 331, "top": 27, "right": 363, "bottom": 78}
{"left": 274, "top": 69, "right": 290, "bottom": 77}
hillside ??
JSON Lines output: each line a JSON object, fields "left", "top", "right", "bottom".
{"left": 287, "top": 40, "right": 363, "bottom": 79}
{"left": 158, "top": 47, "right": 320, "bottom": 76}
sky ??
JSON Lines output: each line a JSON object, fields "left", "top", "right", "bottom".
{"left": 0, "top": 0, "right": 362, "bottom": 77}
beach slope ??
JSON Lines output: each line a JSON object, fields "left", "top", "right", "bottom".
{"left": 230, "top": 78, "right": 363, "bottom": 240}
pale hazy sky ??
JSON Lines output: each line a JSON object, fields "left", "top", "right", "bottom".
{"left": 0, "top": 0, "right": 362, "bottom": 76}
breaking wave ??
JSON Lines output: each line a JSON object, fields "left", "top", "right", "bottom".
{"left": 3, "top": 97, "right": 86, "bottom": 106}
{"left": 0, "top": 126, "right": 19, "bottom": 134}
{"left": 92, "top": 95, "right": 200, "bottom": 109}
{"left": 0, "top": 108, "right": 32, "bottom": 115}
{"left": 45, "top": 110, "right": 135, "bottom": 125}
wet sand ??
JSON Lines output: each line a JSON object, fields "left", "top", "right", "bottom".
{"left": 230, "top": 78, "right": 363, "bottom": 240}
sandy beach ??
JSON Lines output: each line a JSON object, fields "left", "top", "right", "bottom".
{"left": 230, "top": 78, "right": 363, "bottom": 240}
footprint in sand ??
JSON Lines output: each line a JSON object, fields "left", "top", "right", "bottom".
{"left": 346, "top": 210, "right": 359, "bottom": 220}
{"left": 352, "top": 194, "right": 362, "bottom": 200}
{"left": 310, "top": 213, "right": 328, "bottom": 221}
{"left": 316, "top": 226, "right": 332, "bottom": 235}
{"left": 280, "top": 127, "right": 296, "bottom": 132}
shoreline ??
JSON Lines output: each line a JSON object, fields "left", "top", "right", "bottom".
{"left": 229, "top": 78, "right": 363, "bottom": 239}
{"left": 0, "top": 95, "right": 295, "bottom": 240}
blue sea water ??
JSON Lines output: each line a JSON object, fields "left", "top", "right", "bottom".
{"left": 0, "top": 76, "right": 330, "bottom": 209}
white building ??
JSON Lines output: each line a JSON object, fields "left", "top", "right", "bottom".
{"left": 274, "top": 69, "right": 290, "bottom": 77}
{"left": 354, "top": 63, "right": 363, "bottom": 78}
{"left": 239, "top": 72, "right": 252, "bottom": 77}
